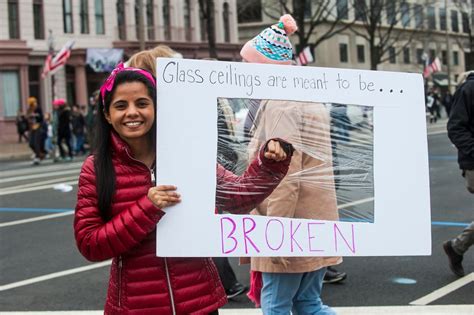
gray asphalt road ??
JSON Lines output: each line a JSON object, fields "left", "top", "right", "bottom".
{"left": 0, "top": 129, "right": 473, "bottom": 311}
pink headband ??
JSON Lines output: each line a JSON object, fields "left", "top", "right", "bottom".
{"left": 100, "top": 62, "right": 156, "bottom": 104}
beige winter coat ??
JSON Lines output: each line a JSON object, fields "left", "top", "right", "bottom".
{"left": 246, "top": 99, "right": 342, "bottom": 273}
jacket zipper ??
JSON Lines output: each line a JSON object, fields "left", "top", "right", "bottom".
{"left": 164, "top": 258, "right": 176, "bottom": 315}
{"left": 117, "top": 256, "right": 122, "bottom": 307}
{"left": 124, "top": 149, "right": 155, "bottom": 183}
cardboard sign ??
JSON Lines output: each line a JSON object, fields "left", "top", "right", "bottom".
{"left": 155, "top": 58, "right": 431, "bottom": 257}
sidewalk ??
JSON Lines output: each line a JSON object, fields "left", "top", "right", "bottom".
{"left": 2, "top": 305, "right": 474, "bottom": 314}
{"left": 0, "top": 141, "right": 32, "bottom": 161}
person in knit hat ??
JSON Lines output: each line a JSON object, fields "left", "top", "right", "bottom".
{"left": 241, "top": 15, "right": 340, "bottom": 315}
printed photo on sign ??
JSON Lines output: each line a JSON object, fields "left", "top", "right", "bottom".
{"left": 216, "top": 98, "right": 374, "bottom": 223}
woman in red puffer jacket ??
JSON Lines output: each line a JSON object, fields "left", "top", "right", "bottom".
{"left": 74, "top": 65, "right": 292, "bottom": 315}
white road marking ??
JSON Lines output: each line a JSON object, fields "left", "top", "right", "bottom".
{"left": 409, "top": 272, "right": 474, "bottom": 305}
{"left": 0, "top": 169, "right": 79, "bottom": 184}
{"left": 427, "top": 130, "right": 448, "bottom": 136}
{"left": 0, "top": 261, "right": 111, "bottom": 292}
{"left": 0, "top": 176, "right": 78, "bottom": 192}
{"left": 0, "top": 180, "right": 78, "bottom": 196}
{"left": 0, "top": 162, "right": 82, "bottom": 178}
{"left": 0, "top": 211, "right": 74, "bottom": 228}
{"left": 338, "top": 197, "right": 374, "bottom": 209}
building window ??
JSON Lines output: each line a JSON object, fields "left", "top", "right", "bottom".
{"left": 440, "top": 8, "right": 446, "bottom": 31}
{"left": 146, "top": 0, "right": 155, "bottom": 40}
{"left": 303, "top": 1, "right": 311, "bottom": 19}
{"left": 462, "top": 12, "right": 470, "bottom": 33}
{"left": 63, "top": 0, "right": 74, "bottom": 33}
{"left": 354, "top": 0, "right": 366, "bottom": 21}
{"left": 28, "top": 66, "right": 41, "bottom": 102}
{"left": 401, "top": 2, "right": 410, "bottom": 27}
{"left": 427, "top": 6, "right": 435, "bottom": 30}
{"left": 414, "top": 5, "right": 423, "bottom": 28}
{"left": 33, "top": 0, "right": 44, "bottom": 39}
{"left": 416, "top": 48, "right": 424, "bottom": 64}
{"left": 337, "top": 0, "right": 348, "bottom": 20}
{"left": 386, "top": 2, "right": 396, "bottom": 25}
{"left": 339, "top": 43, "right": 348, "bottom": 63}
{"left": 429, "top": 49, "right": 436, "bottom": 60}
{"left": 184, "top": 0, "right": 192, "bottom": 41}
{"left": 80, "top": 0, "right": 89, "bottom": 34}
{"left": 200, "top": 1, "right": 207, "bottom": 41}
{"left": 117, "top": 0, "right": 126, "bottom": 40}
{"left": 8, "top": 0, "right": 20, "bottom": 39}
{"left": 0, "top": 71, "right": 21, "bottom": 118}
{"left": 441, "top": 50, "right": 447, "bottom": 65}
{"left": 163, "top": 0, "right": 171, "bottom": 40}
{"left": 451, "top": 10, "right": 459, "bottom": 32}
{"left": 237, "top": 0, "right": 262, "bottom": 23}
{"left": 95, "top": 0, "right": 105, "bottom": 34}
{"left": 135, "top": 1, "right": 140, "bottom": 39}
{"left": 403, "top": 47, "right": 410, "bottom": 64}
{"left": 389, "top": 47, "right": 396, "bottom": 64}
{"left": 453, "top": 51, "right": 459, "bottom": 65}
{"left": 357, "top": 44, "right": 365, "bottom": 63}
{"left": 223, "top": 2, "right": 230, "bottom": 43}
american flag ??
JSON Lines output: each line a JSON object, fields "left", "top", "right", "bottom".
{"left": 296, "top": 46, "right": 314, "bottom": 66}
{"left": 42, "top": 40, "right": 75, "bottom": 78}
{"left": 423, "top": 57, "right": 441, "bottom": 79}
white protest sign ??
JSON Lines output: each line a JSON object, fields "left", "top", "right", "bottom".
{"left": 155, "top": 58, "right": 431, "bottom": 257}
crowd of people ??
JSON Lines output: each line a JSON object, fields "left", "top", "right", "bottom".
{"left": 16, "top": 95, "right": 94, "bottom": 165}
{"left": 425, "top": 87, "right": 453, "bottom": 124}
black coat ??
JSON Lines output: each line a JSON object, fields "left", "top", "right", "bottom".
{"left": 447, "top": 73, "right": 474, "bottom": 170}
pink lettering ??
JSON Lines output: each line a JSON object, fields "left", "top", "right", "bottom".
{"left": 265, "top": 219, "right": 284, "bottom": 250}
{"left": 307, "top": 222, "right": 325, "bottom": 252}
{"left": 220, "top": 217, "right": 237, "bottom": 254}
{"left": 243, "top": 217, "right": 260, "bottom": 254}
{"left": 333, "top": 223, "right": 356, "bottom": 254}
{"left": 290, "top": 221, "right": 303, "bottom": 252}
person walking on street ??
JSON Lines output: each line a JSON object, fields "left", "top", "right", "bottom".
{"left": 71, "top": 104, "right": 86, "bottom": 155}
{"left": 74, "top": 64, "right": 294, "bottom": 314}
{"left": 56, "top": 99, "right": 74, "bottom": 161}
{"left": 443, "top": 73, "right": 474, "bottom": 277}
{"left": 26, "top": 97, "right": 46, "bottom": 165}
{"left": 16, "top": 109, "right": 29, "bottom": 143}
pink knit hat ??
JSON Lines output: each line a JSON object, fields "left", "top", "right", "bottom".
{"left": 240, "top": 14, "right": 297, "bottom": 65}
{"left": 53, "top": 98, "right": 66, "bottom": 108}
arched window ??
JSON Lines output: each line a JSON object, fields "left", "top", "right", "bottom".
{"left": 116, "top": 0, "right": 126, "bottom": 40}
{"left": 223, "top": 2, "right": 230, "bottom": 43}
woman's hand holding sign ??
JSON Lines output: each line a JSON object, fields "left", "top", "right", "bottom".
{"left": 148, "top": 185, "right": 181, "bottom": 209}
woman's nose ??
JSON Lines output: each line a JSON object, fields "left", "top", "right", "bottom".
{"left": 125, "top": 104, "right": 139, "bottom": 116}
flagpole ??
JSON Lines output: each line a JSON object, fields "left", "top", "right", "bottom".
{"left": 47, "top": 30, "right": 56, "bottom": 106}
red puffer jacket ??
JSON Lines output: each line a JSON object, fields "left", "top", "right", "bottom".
{"left": 74, "top": 132, "right": 290, "bottom": 315}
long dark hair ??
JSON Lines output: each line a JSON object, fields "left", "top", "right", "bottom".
{"left": 94, "top": 70, "right": 156, "bottom": 220}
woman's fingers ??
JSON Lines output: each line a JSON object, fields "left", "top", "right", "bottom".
{"left": 265, "top": 140, "right": 287, "bottom": 161}
{"left": 148, "top": 186, "right": 181, "bottom": 209}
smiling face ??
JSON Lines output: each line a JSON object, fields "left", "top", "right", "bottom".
{"left": 105, "top": 81, "right": 155, "bottom": 146}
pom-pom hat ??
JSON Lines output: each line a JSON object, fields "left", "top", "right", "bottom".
{"left": 240, "top": 14, "right": 298, "bottom": 65}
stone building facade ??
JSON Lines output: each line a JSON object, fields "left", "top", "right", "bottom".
{"left": 0, "top": 0, "right": 240, "bottom": 142}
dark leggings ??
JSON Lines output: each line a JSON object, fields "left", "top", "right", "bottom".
{"left": 57, "top": 132, "right": 73, "bottom": 158}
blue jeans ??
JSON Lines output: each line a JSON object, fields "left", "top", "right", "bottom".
{"left": 261, "top": 268, "right": 335, "bottom": 315}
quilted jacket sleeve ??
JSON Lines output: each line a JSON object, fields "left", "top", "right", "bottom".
{"left": 74, "top": 156, "right": 165, "bottom": 262}
{"left": 215, "top": 142, "right": 291, "bottom": 214}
